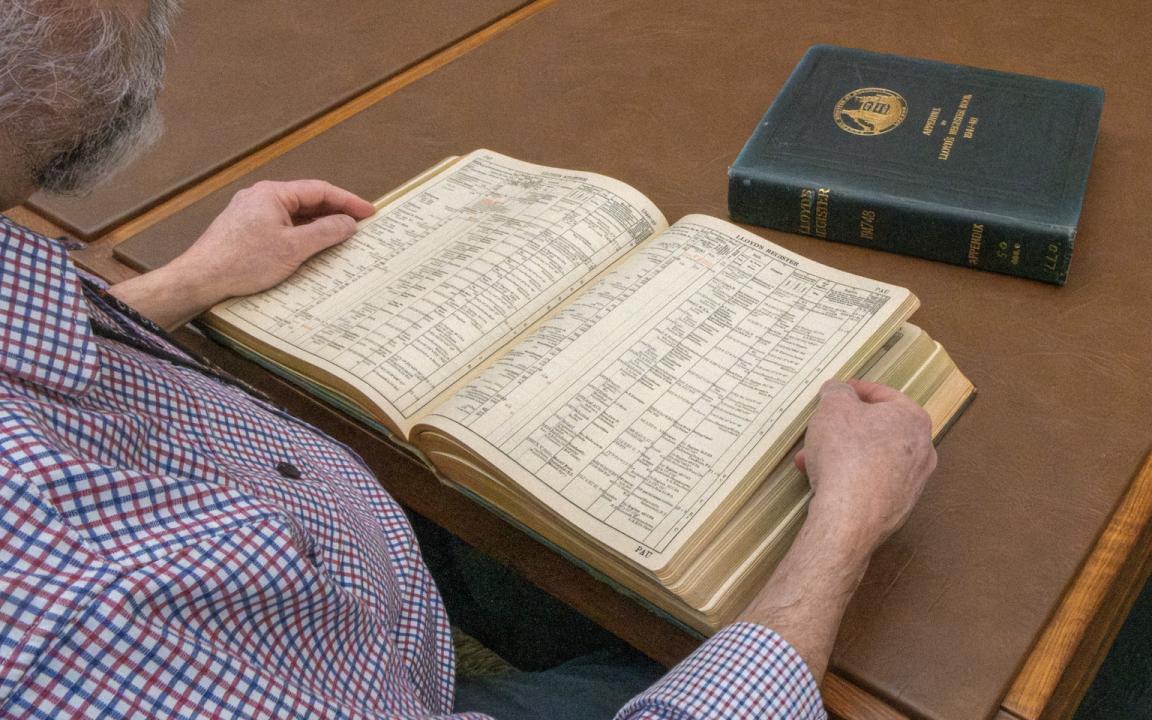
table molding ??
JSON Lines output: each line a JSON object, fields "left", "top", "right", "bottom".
{"left": 825, "top": 675, "right": 908, "bottom": 720}
{"left": 3, "top": 206, "right": 65, "bottom": 239}
{"left": 1002, "top": 450, "right": 1152, "bottom": 719}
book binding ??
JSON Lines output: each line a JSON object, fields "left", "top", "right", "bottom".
{"left": 728, "top": 45, "right": 1103, "bottom": 286}
{"left": 728, "top": 168, "right": 1076, "bottom": 284}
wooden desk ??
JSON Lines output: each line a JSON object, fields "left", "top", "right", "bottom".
{"left": 14, "top": 0, "right": 1152, "bottom": 718}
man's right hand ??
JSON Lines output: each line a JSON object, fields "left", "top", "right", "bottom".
{"left": 737, "top": 379, "right": 936, "bottom": 681}
{"left": 796, "top": 379, "right": 937, "bottom": 554}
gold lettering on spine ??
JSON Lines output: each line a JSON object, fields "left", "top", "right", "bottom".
{"left": 814, "top": 188, "right": 831, "bottom": 238}
{"left": 967, "top": 223, "right": 984, "bottom": 265}
{"left": 859, "top": 210, "right": 876, "bottom": 240}
{"left": 798, "top": 189, "right": 814, "bottom": 234}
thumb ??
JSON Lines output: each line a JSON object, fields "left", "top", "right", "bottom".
{"left": 818, "top": 378, "right": 860, "bottom": 403}
{"left": 288, "top": 214, "right": 359, "bottom": 255}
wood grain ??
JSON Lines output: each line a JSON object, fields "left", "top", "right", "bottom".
{"left": 70, "top": 240, "right": 140, "bottom": 284}
{"left": 3, "top": 207, "right": 65, "bottom": 239}
{"left": 1002, "top": 450, "right": 1152, "bottom": 719}
{"left": 825, "top": 674, "right": 909, "bottom": 720}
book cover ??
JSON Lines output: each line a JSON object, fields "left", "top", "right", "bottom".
{"left": 728, "top": 45, "right": 1103, "bottom": 284}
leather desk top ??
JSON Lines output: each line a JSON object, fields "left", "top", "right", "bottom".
{"left": 27, "top": 0, "right": 529, "bottom": 239}
{"left": 115, "top": 1, "right": 1152, "bottom": 717}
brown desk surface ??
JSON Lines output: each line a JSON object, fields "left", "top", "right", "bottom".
{"left": 114, "top": 1, "right": 1152, "bottom": 718}
{"left": 26, "top": 0, "right": 529, "bottom": 240}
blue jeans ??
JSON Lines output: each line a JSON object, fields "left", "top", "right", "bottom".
{"left": 454, "top": 646, "right": 666, "bottom": 719}
{"left": 409, "top": 513, "right": 667, "bottom": 719}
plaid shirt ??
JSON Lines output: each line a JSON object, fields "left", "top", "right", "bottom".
{"left": 0, "top": 217, "right": 824, "bottom": 719}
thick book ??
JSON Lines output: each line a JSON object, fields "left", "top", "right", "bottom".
{"left": 728, "top": 45, "right": 1103, "bottom": 284}
{"left": 203, "top": 150, "right": 975, "bottom": 633}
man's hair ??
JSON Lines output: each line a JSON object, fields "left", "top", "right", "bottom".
{"left": 0, "top": 0, "right": 179, "bottom": 193}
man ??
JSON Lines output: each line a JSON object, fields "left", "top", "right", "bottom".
{"left": 0, "top": 1, "right": 937, "bottom": 718}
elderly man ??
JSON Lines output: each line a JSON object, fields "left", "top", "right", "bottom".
{"left": 0, "top": 1, "right": 937, "bottom": 718}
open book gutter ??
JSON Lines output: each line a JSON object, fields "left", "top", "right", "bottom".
{"left": 198, "top": 150, "right": 975, "bottom": 632}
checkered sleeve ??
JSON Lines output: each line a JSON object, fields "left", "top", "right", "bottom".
{"left": 616, "top": 623, "right": 826, "bottom": 720}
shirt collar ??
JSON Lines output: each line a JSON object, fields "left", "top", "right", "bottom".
{"left": 0, "top": 216, "right": 99, "bottom": 395}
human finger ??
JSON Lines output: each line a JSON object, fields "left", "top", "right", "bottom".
{"left": 794, "top": 448, "right": 807, "bottom": 473}
{"left": 272, "top": 180, "right": 376, "bottom": 221}
{"left": 287, "top": 214, "right": 359, "bottom": 255}
{"left": 847, "top": 379, "right": 905, "bottom": 404}
{"left": 817, "top": 379, "right": 860, "bottom": 404}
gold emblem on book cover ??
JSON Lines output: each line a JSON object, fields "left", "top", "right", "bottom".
{"left": 834, "top": 88, "right": 908, "bottom": 136}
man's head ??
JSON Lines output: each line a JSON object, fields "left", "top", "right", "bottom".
{"left": 0, "top": 0, "right": 179, "bottom": 203}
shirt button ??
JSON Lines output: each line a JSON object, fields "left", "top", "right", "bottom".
{"left": 275, "top": 461, "right": 302, "bottom": 479}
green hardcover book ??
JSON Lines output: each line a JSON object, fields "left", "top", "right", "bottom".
{"left": 728, "top": 45, "right": 1103, "bottom": 284}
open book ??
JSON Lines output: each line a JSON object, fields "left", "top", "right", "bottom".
{"left": 204, "top": 150, "right": 974, "bottom": 633}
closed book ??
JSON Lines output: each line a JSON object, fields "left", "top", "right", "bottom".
{"left": 728, "top": 45, "right": 1103, "bottom": 284}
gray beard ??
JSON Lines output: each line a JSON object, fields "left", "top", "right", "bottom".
{"left": 4, "top": 0, "right": 179, "bottom": 195}
{"left": 34, "top": 88, "right": 165, "bottom": 195}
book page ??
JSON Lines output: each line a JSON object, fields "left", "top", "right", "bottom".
{"left": 209, "top": 150, "right": 668, "bottom": 435}
{"left": 417, "top": 215, "right": 914, "bottom": 569}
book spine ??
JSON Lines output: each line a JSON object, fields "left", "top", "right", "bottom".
{"left": 727, "top": 169, "right": 1075, "bottom": 284}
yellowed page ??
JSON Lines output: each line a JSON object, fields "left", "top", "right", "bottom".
{"left": 208, "top": 150, "right": 668, "bottom": 436}
{"left": 416, "top": 215, "right": 915, "bottom": 570}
